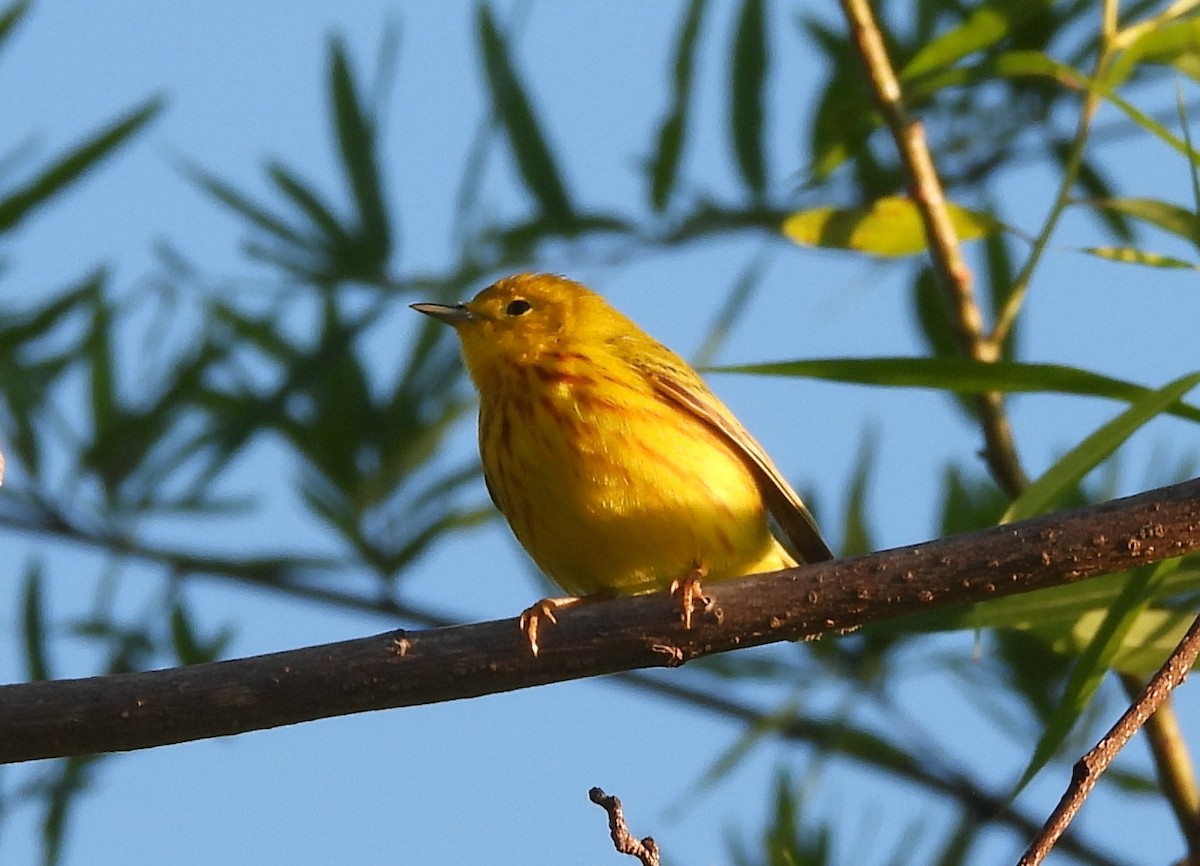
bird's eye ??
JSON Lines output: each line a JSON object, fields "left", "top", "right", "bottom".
{"left": 506, "top": 299, "right": 532, "bottom": 316}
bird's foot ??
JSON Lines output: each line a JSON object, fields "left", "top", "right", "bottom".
{"left": 518, "top": 596, "right": 580, "bottom": 657}
{"left": 670, "top": 562, "right": 712, "bottom": 630}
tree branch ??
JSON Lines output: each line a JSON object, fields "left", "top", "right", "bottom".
{"left": 1, "top": 478, "right": 1198, "bottom": 765}
{"left": 589, "top": 788, "right": 660, "bottom": 866}
{"left": 1120, "top": 672, "right": 1200, "bottom": 857}
{"left": 1019, "top": 612, "right": 1200, "bottom": 865}
{"left": 839, "top": 0, "right": 1029, "bottom": 497}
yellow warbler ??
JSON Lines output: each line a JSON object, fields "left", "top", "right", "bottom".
{"left": 413, "top": 273, "right": 832, "bottom": 653}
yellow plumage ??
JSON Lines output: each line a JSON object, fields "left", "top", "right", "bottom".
{"left": 413, "top": 273, "right": 831, "bottom": 647}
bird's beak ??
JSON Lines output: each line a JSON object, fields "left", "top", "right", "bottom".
{"left": 410, "top": 302, "right": 474, "bottom": 325}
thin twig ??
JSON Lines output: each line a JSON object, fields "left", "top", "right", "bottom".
{"left": 1019, "top": 613, "right": 1200, "bottom": 865}
{"left": 990, "top": 8, "right": 1115, "bottom": 350}
{"left": 838, "top": 0, "right": 1028, "bottom": 497}
{"left": 589, "top": 788, "right": 660, "bottom": 866}
{"left": 1120, "top": 673, "right": 1200, "bottom": 858}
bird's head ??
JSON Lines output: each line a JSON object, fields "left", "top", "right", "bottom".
{"left": 412, "top": 273, "right": 631, "bottom": 384}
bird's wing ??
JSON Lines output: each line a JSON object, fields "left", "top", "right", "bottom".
{"left": 483, "top": 465, "right": 504, "bottom": 515}
{"left": 634, "top": 345, "right": 834, "bottom": 564}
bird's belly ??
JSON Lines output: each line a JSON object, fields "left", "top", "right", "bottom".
{"left": 482, "top": 389, "right": 788, "bottom": 597}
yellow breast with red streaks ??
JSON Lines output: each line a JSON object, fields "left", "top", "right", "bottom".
{"left": 478, "top": 348, "right": 791, "bottom": 597}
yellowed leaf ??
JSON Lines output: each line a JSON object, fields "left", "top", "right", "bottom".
{"left": 782, "top": 195, "right": 1000, "bottom": 257}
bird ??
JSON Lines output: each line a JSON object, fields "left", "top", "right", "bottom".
{"left": 412, "top": 273, "right": 832, "bottom": 654}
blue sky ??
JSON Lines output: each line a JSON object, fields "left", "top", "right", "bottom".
{"left": 2, "top": 3, "right": 1200, "bottom": 864}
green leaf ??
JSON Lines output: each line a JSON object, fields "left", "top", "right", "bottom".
{"left": 0, "top": 0, "right": 31, "bottom": 54}
{"left": 0, "top": 97, "right": 164, "bottom": 234}
{"left": 841, "top": 428, "right": 878, "bottom": 557}
{"left": 1029, "top": 606, "right": 1200, "bottom": 676}
{"left": 1085, "top": 197, "right": 1200, "bottom": 246}
{"left": 649, "top": 0, "right": 707, "bottom": 211}
{"left": 912, "top": 265, "right": 958, "bottom": 359}
{"left": 992, "top": 50, "right": 1200, "bottom": 163}
{"left": 782, "top": 196, "right": 1002, "bottom": 257}
{"left": 937, "top": 464, "right": 1007, "bottom": 536}
{"left": 730, "top": 0, "right": 767, "bottom": 196}
{"left": 328, "top": 36, "right": 392, "bottom": 273}
{"left": 901, "top": 0, "right": 1052, "bottom": 81}
{"left": 181, "top": 160, "right": 312, "bottom": 248}
{"left": 1013, "top": 560, "right": 1173, "bottom": 793}
{"left": 0, "top": 269, "right": 100, "bottom": 355}
{"left": 1107, "top": 19, "right": 1200, "bottom": 87}
{"left": 42, "top": 756, "right": 99, "bottom": 866}
{"left": 477, "top": 3, "right": 573, "bottom": 221}
{"left": 170, "top": 601, "right": 233, "bottom": 666}
{"left": 1003, "top": 369, "right": 1200, "bottom": 523}
{"left": 267, "top": 160, "right": 351, "bottom": 249}
{"left": 1052, "top": 141, "right": 1133, "bottom": 242}
{"left": 715, "top": 357, "right": 1200, "bottom": 426}
{"left": 21, "top": 560, "right": 49, "bottom": 682}
{"left": 692, "top": 253, "right": 765, "bottom": 369}
{"left": 875, "top": 556, "right": 1200, "bottom": 637}
{"left": 1078, "top": 246, "right": 1199, "bottom": 270}
{"left": 805, "top": 43, "right": 877, "bottom": 183}
{"left": 85, "top": 282, "right": 117, "bottom": 445}
{"left": 1180, "top": 79, "right": 1200, "bottom": 221}
{"left": 982, "top": 229, "right": 1019, "bottom": 361}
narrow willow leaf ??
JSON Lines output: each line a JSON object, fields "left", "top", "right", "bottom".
{"left": 650, "top": 0, "right": 707, "bottom": 211}
{"left": 1055, "top": 146, "right": 1133, "bottom": 242}
{"left": 841, "top": 429, "right": 878, "bottom": 557}
{"left": 901, "top": 0, "right": 1050, "bottom": 81}
{"left": 182, "top": 161, "right": 312, "bottom": 247}
{"left": 1028, "top": 605, "right": 1199, "bottom": 676}
{"left": 0, "top": 0, "right": 30, "bottom": 52}
{"left": 1003, "top": 369, "right": 1200, "bottom": 523}
{"left": 873, "top": 559, "right": 1200, "bottom": 635}
{"left": 0, "top": 97, "right": 164, "bottom": 233}
{"left": 1181, "top": 80, "right": 1200, "bottom": 221}
{"left": 715, "top": 357, "right": 1200, "bottom": 425}
{"left": 0, "top": 270, "right": 100, "bottom": 354}
{"left": 1086, "top": 197, "right": 1200, "bottom": 243}
{"left": 982, "top": 230, "right": 1019, "bottom": 360}
{"left": 1080, "top": 246, "right": 1199, "bottom": 270}
{"left": 683, "top": 701, "right": 803, "bottom": 799}
{"left": 692, "top": 253, "right": 765, "bottom": 368}
{"left": 267, "top": 161, "right": 351, "bottom": 246}
{"left": 807, "top": 66, "right": 877, "bottom": 183}
{"left": 328, "top": 36, "right": 391, "bottom": 268}
{"left": 994, "top": 50, "right": 1200, "bottom": 162}
{"left": 1106, "top": 19, "right": 1200, "bottom": 87}
{"left": 730, "top": 0, "right": 767, "bottom": 196}
{"left": 1013, "top": 560, "right": 1172, "bottom": 793}
{"left": 86, "top": 285, "right": 117, "bottom": 441}
{"left": 170, "top": 602, "right": 203, "bottom": 666}
{"left": 170, "top": 602, "right": 233, "bottom": 665}
{"left": 477, "top": 4, "right": 573, "bottom": 221}
{"left": 782, "top": 196, "right": 1001, "bottom": 257}
{"left": 22, "top": 561, "right": 49, "bottom": 682}
{"left": 800, "top": 17, "right": 872, "bottom": 181}
{"left": 912, "top": 266, "right": 958, "bottom": 360}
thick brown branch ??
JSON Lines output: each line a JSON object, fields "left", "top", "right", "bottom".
{"left": 1, "top": 478, "right": 1198, "bottom": 765}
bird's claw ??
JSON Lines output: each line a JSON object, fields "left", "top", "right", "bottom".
{"left": 671, "top": 563, "right": 711, "bottom": 630}
{"left": 519, "top": 597, "right": 574, "bottom": 657}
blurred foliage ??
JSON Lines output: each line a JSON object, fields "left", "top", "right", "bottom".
{"left": 2, "top": 0, "right": 1200, "bottom": 864}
